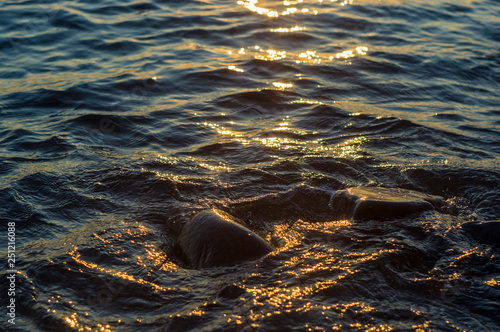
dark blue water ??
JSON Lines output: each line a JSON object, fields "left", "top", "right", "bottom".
{"left": 1, "top": 0, "right": 499, "bottom": 330}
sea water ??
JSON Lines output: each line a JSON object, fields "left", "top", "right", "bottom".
{"left": 0, "top": 0, "right": 499, "bottom": 330}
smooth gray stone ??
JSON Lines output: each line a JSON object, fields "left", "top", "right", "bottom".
{"left": 331, "top": 187, "right": 444, "bottom": 221}
{"left": 461, "top": 220, "right": 500, "bottom": 246}
{"left": 177, "top": 209, "right": 272, "bottom": 268}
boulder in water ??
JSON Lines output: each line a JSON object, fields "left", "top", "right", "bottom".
{"left": 177, "top": 209, "right": 272, "bottom": 268}
{"left": 331, "top": 187, "right": 444, "bottom": 221}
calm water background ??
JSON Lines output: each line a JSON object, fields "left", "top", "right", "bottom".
{"left": 1, "top": 0, "right": 499, "bottom": 330}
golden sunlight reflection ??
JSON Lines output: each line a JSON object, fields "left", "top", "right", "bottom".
{"left": 63, "top": 313, "right": 116, "bottom": 332}
{"left": 270, "top": 26, "right": 306, "bottom": 33}
{"left": 253, "top": 47, "right": 288, "bottom": 61}
{"left": 58, "top": 226, "right": 175, "bottom": 332}
{"left": 199, "top": 120, "right": 243, "bottom": 138}
{"left": 197, "top": 116, "right": 367, "bottom": 157}
{"left": 228, "top": 65, "right": 245, "bottom": 72}
{"left": 485, "top": 279, "right": 499, "bottom": 287}
{"left": 199, "top": 162, "right": 232, "bottom": 172}
{"left": 226, "top": 45, "right": 368, "bottom": 64}
{"left": 335, "top": 136, "right": 367, "bottom": 158}
{"left": 67, "top": 245, "right": 169, "bottom": 291}
{"left": 290, "top": 98, "right": 325, "bottom": 105}
{"left": 225, "top": 1, "right": 369, "bottom": 68}
{"left": 239, "top": 0, "right": 279, "bottom": 17}
{"left": 272, "top": 219, "right": 352, "bottom": 249}
{"left": 237, "top": 0, "right": 345, "bottom": 17}
{"left": 237, "top": 0, "right": 365, "bottom": 18}
{"left": 298, "top": 50, "right": 319, "bottom": 62}
{"left": 333, "top": 46, "right": 368, "bottom": 60}
{"left": 63, "top": 220, "right": 177, "bottom": 298}
{"left": 241, "top": 219, "right": 397, "bottom": 331}
{"left": 272, "top": 82, "right": 293, "bottom": 90}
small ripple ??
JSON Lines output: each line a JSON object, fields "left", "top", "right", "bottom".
{"left": 11, "top": 135, "right": 74, "bottom": 155}
{"left": 214, "top": 89, "right": 299, "bottom": 109}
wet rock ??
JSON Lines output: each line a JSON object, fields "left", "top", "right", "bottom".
{"left": 461, "top": 220, "right": 500, "bottom": 246}
{"left": 177, "top": 209, "right": 272, "bottom": 269}
{"left": 331, "top": 187, "right": 444, "bottom": 221}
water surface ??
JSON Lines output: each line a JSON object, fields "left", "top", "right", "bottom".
{"left": 1, "top": 0, "right": 499, "bottom": 331}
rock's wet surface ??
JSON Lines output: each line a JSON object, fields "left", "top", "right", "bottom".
{"left": 331, "top": 187, "right": 444, "bottom": 221}
{"left": 177, "top": 209, "right": 273, "bottom": 268}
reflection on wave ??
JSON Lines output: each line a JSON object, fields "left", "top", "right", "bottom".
{"left": 227, "top": 45, "right": 368, "bottom": 64}
{"left": 270, "top": 25, "right": 306, "bottom": 33}
{"left": 238, "top": 0, "right": 356, "bottom": 18}
{"left": 197, "top": 108, "right": 367, "bottom": 158}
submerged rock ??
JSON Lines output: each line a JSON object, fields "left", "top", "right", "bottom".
{"left": 461, "top": 220, "right": 500, "bottom": 246}
{"left": 331, "top": 187, "right": 444, "bottom": 221}
{"left": 177, "top": 209, "right": 272, "bottom": 269}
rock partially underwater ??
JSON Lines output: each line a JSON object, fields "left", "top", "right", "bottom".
{"left": 461, "top": 220, "right": 500, "bottom": 246}
{"left": 177, "top": 209, "right": 272, "bottom": 268}
{"left": 331, "top": 187, "right": 444, "bottom": 221}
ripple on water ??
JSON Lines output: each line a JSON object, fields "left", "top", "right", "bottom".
{"left": 1, "top": 0, "right": 500, "bottom": 330}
